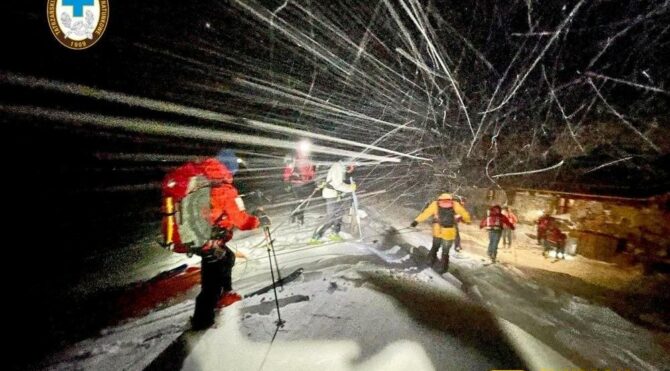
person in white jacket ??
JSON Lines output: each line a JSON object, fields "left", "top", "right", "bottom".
{"left": 310, "top": 160, "right": 356, "bottom": 243}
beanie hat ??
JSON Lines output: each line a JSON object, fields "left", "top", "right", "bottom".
{"left": 216, "top": 149, "right": 239, "bottom": 175}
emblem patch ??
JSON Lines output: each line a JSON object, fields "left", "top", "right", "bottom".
{"left": 47, "top": 0, "right": 109, "bottom": 50}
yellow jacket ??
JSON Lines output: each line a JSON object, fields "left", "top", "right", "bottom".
{"left": 414, "top": 200, "right": 471, "bottom": 240}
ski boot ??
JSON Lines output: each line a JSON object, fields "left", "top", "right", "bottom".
{"left": 190, "top": 316, "right": 214, "bottom": 331}
{"left": 327, "top": 233, "right": 344, "bottom": 242}
{"left": 438, "top": 254, "right": 450, "bottom": 273}
{"left": 309, "top": 237, "right": 323, "bottom": 245}
{"left": 427, "top": 253, "right": 437, "bottom": 267}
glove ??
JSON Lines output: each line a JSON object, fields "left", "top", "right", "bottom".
{"left": 259, "top": 214, "right": 272, "bottom": 227}
{"left": 210, "top": 226, "right": 229, "bottom": 240}
{"left": 351, "top": 183, "right": 357, "bottom": 192}
{"left": 285, "top": 185, "right": 292, "bottom": 193}
{"left": 212, "top": 246, "right": 227, "bottom": 260}
{"left": 253, "top": 208, "right": 271, "bottom": 226}
{"left": 410, "top": 220, "right": 418, "bottom": 228}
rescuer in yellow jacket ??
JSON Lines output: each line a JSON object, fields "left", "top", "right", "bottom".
{"left": 410, "top": 193, "right": 471, "bottom": 273}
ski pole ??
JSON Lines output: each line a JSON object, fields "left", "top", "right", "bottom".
{"left": 263, "top": 226, "right": 284, "bottom": 288}
{"left": 289, "top": 187, "right": 320, "bottom": 218}
{"left": 513, "top": 231, "right": 518, "bottom": 265}
{"left": 265, "top": 241, "right": 285, "bottom": 327}
{"left": 350, "top": 177, "right": 364, "bottom": 241}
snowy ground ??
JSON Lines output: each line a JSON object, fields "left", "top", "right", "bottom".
{"left": 40, "top": 201, "right": 670, "bottom": 371}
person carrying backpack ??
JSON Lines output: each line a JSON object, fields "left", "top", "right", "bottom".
{"left": 410, "top": 193, "right": 471, "bottom": 273}
{"left": 453, "top": 195, "right": 468, "bottom": 252}
{"left": 162, "top": 149, "right": 262, "bottom": 330}
{"left": 536, "top": 212, "right": 552, "bottom": 246}
{"left": 479, "top": 205, "right": 515, "bottom": 263}
{"left": 310, "top": 160, "right": 356, "bottom": 243}
{"left": 501, "top": 206, "right": 518, "bottom": 248}
{"left": 543, "top": 220, "right": 567, "bottom": 259}
{"left": 283, "top": 147, "right": 316, "bottom": 225}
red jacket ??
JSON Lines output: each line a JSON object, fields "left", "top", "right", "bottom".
{"left": 501, "top": 210, "right": 518, "bottom": 229}
{"left": 537, "top": 215, "right": 552, "bottom": 238}
{"left": 283, "top": 156, "right": 316, "bottom": 185}
{"left": 198, "top": 158, "right": 259, "bottom": 240}
{"left": 546, "top": 226, "right": 567, "bottom": 246}
{"left": 480, "top": 206, "right": 515, "bottom": 230}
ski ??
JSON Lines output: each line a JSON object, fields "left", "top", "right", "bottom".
{"left": 146, "top": 268, "right": 304, "bottom": 369}
{"left": 293, "top": 237, "right": 351, "bottom": 249}
{"left": 244, "top": 268, "right": 304, "bottom": 298}
{"left": 144, "top": 263, "right": 188, "bottom": 285}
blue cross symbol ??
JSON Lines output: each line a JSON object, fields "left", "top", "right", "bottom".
{"left": 62, "top": 0, "right": 94, "bottom": 17}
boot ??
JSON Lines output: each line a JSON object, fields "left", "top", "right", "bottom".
{"left": 191, "top": 316, "right": 214, "bottom": 330}
{"left": 427, "top": 253, "right": 437, "bottom": 266}
{"left": 428, "top": 238, "right": 441, "bottom": 266}
{"left": 328, "top": 233, "right": 344, "bottom": 242}
{"left": 439, "top": 254, "right": 450, "bottom": 273}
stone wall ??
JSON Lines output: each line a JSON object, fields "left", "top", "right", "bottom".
{"left": 458, "top": 187, "right": 510, "bottom": 219}
{"left": 509, "top": 191, "right": 670, "bottom": 266}
{"left": 510, "top": 192, "right": 556, "bottom": 224}
{"left": 569, "top": 199, "right": 670, "bottom": 259}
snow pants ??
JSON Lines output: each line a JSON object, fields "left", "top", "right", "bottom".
{"left": 487, "top": 229, "right": 502, "bottom": 260}
{"left": 193, "top": 247, "right": 235, "bottom": 327}
{"left": 313, "top": 198, "right": 349, "bottom": 239}
{"left": 454, "top": 224, "right": 461, "bottom": 250}
{"left": 289, "top": 182, "right": 315, "bottom": 225}
{"left": 543, "top": 240, "right": 565, "bottom": 258}
{"left": 502, "top": 228, "right": 513, "bottom": 246}
{"left": 537, "top": 227, "right": 546, "bottom": 245}
{"left": 429, "top": 238, "right": 454, "bottom": 273}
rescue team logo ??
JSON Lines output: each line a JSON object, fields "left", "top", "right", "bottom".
{"left": 47, "top": 0, "right": 109, "bottom": 50}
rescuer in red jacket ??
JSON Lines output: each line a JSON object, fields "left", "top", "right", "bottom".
{"left": 543, "top": 220, "right": 567, "bottom": 259}
{"left": 283, "top": 148, "right": 316, "bottom": 225}
{"left": 501, "top": 206, "right": 518, "bottom": 248}
{"left": 536, "top": 213, "right": 552, "bottom": 245}
{"left": 191, "top": 149, "right": 261, "bottom": 330}
{"left": 480, "top": 205, "right": 515, "bottom": 263}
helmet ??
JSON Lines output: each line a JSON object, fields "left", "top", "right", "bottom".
{"left": 216, "top": 149, "right": 239, "bottom": 175}
{"left": 438, "top": 193, "right": 453, "bottom": 200}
